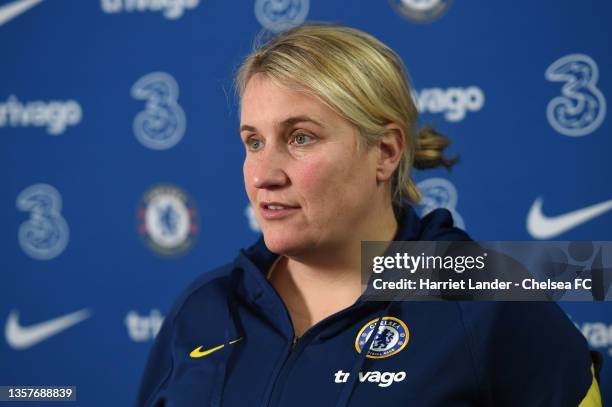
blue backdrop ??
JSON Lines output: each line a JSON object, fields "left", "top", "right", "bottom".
{"left": 1, "top": 0, "right": 610, "bottom": 405}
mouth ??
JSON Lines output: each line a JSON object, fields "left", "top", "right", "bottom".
{"left": 259, "top": 202, "right": 300, "bottom": 220}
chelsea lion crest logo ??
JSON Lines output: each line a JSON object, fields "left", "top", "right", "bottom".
{"left": 137, "top": 184, "right": 199, "bottom": 256}
{"left": 355, "top": 317, "right": 409, "bottom": 359}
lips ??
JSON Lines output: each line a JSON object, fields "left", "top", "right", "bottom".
{"left": 259, "top": 201, "right": 300, "bottom": 220}
{"left": 260, "top": 201, "right": 300, "bottom": 210}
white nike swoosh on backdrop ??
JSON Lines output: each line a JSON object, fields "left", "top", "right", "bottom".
{"left": 0, "top": 0, "right": 43, "bottom": 26}
{"left": 527, "top": 197, "right": 612, "bottom": 239}
{"left": 5, "top": 308, "right": 91, "bottom": 350}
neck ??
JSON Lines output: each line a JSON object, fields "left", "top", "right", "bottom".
{"left": 268, "top": 201, "right": 398, "bottom": 336}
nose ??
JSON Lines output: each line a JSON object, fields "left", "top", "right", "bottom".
{"left": 250, "top": 145, "right": 290, "bottom": 190}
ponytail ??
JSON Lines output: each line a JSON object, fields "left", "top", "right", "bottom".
{"left": 394, "top": 126, "right": 458, "bottom": 205}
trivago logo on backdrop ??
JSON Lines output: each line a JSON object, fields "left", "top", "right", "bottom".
{"left": 100, "top": 0, "right": 200, "bottom": 19}
{"left": 0, "top": 95, "right": 82, "bottom": 135}
{"left": 573, "top": 318, "right": 612, "bottom": 358}
{"left": 413, "top": 86, "right": 484, "bottom": 122}
{"left": 125, "top": 310, "right": 163, "bottom": 342}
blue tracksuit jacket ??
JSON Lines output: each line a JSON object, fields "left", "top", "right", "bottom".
{"left": 136, "top": 204, "right": 602, "bottom": 406}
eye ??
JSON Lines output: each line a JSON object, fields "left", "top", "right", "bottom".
{"left": 246, "top": 137, "right": 264, "bottom": 152}
{"left": 291, "top": 133, "right": 315, "bottom": 146}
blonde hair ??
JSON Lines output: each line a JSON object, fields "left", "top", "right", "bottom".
{"left": 235, "top": 23, "right": 457, "bottom": 207}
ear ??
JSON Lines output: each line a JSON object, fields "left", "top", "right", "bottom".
{"left": 376, "top": 123, "right": 405, "bottom": 182}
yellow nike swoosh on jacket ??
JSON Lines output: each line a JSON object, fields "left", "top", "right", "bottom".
{"left": 189, "top": 338, "right": 243, "bottom": 358}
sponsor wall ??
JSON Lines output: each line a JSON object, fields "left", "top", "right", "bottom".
{"left": 1, "top": 0, "right": 610, "bottom": 405}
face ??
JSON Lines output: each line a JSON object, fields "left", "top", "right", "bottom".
{"left": 240, "top": 74, "right": 380, "bottom": 256}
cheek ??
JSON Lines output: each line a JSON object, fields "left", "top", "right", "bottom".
{"left": 243, "top": 160, "right": 255, "bottom": 200}
{"left": 294, "top": 156, "right": 334, "bottom": 197}
{"left": 295, "top": 161, "right": 323, "bottom": 192}
{"left": 295, "top": 154, "right": 361, "bottom": 207}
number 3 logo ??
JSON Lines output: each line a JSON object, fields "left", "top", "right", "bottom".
{"left": 131, "top": 72, "right": 186, "bottom": 150}
{"left": 416, "top": 177, "right": 465, "bottom": 231}
{"left": 545, "top": 54, "right": 606, "bottom": 137}
{"left": 16, "top": 184, "right": 69, "bottom": 260}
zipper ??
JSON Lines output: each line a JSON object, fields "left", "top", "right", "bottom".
{"left": 266, "top": 331, "right": 311, "bottom": 407}
{"left": 263, "top": 302, "right": 377, "bottom": 406}
{"left": 237, "top": 253, "right": 376, "bottom": 407}
{"left": 266, "top": 304, "right": 369, "bottom": 406}
{"left": 291, "top": 335, "right": 299, "bottom": 350}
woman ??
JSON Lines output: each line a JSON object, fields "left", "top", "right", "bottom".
{"left": 136, "top": 24, "right": 601, "bottom": 406}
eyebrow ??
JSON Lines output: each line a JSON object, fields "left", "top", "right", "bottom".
{"left": 239, "top": 115, "right": 325, "bottom": 133}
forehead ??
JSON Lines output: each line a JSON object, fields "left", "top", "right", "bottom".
{"left": 240, "top": 74, "right": 332, "bottom": 126}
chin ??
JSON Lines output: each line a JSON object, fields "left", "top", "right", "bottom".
{"left": 262, "top": 230, "right": 310, "bottom": 256}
